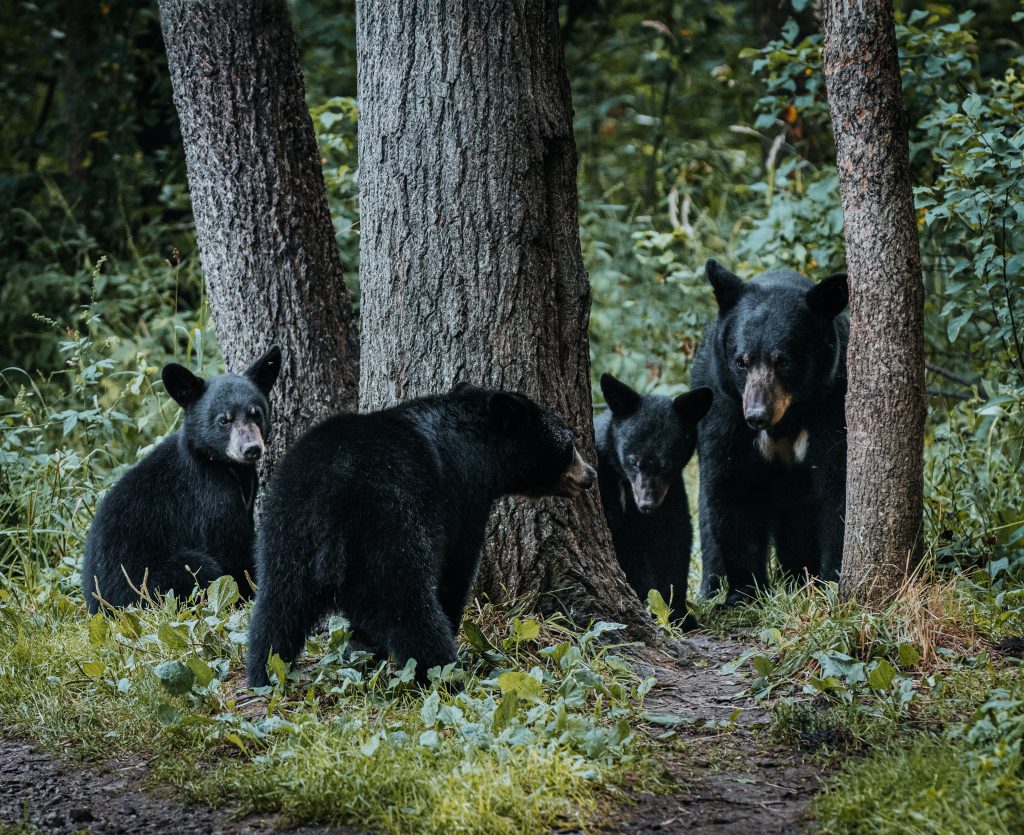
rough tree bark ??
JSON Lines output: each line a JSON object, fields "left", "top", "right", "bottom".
{"left": 822, "top": 0, "right": 926, "bottom": 603}
{"left": 159, "top": 0, "right": 359, "bottom": 471}
{"left": 356, "top": 0, "right": 657, "bottom": 639}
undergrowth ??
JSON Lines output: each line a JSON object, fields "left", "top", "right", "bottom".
{"left": 0, "top": 580, "right": 657, "bottom": 833}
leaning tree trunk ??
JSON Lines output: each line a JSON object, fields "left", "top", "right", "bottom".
{"left": 356, "top": 0, "right": 657, "bottom": 639}
{"left": 159, "top": 0, "right": 359, "bottom": 472}
{"left": 823, "top": 0, "right": 926, "bottom": 603}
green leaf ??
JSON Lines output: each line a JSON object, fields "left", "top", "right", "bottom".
{"left": 497, "top": 671, "right": 543, "bottom": 700}
{"left": 897, "top": 643, "right": 922, "bottom": 668}
{"left": 224, "top": 733, "right": 249, "bottom": 754}
{"left": 88, "top": 613, "right": 109, "bottom": 647}
{"left": 152, "top": 660, "right": 195, "bottom": 696}
{"left": 156, "top": 703, "right": 181, "bottom": 726}
{"left": 646, "top": 589, "right": 671, "bottom": 627}
{"left": 81, "top": 660, "right": 106, "bottom": 678}
{"left": 492, "top": 691, "right": 520, "bottom": 733}
{"left": 360, "top": 734, "right": 381, "bottom": 757}
{"left": 206, "top": 575, "right": 240, "bottom": 614}
{"left": 751, "top": 655, "right": 775, "bottom": 677}
{"left": 510, "top": 618, "right": 541, "bottom": 644}
{"left": 867, "top": 659, "right": 897, "bottom": 691}
{"left": 186, "top": 657, "right": 215, "bottom": 687}
{"left": 157, "top": 623, "right": 189, "bottom": 653}
{"left": 947, "top": 308, "right": 971, "bottom": 343}
{"left": 268, "top": 653, "right": 289, "bottom": 687}
{"left": 462, "top": 620, "right": 498, "bottom": 654}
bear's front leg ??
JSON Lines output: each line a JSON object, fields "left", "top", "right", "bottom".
{"left": 697, "top": 479, "right": 771, "bottom": 604}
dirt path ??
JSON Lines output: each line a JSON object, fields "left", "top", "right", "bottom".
{"left": 612, "top": 631, "right": 820, "bottom": 834}
{"left": 1, "top": 632, "right": 817, "bottom": 834}
{"left": 0, "top": 740, "right": 361, "bottom": 835}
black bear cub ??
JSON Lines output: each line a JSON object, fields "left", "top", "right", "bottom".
{"left": 595, "top": 374, "right": 713, "bottom": 627}
{"left": 247, "top": 383, "right": 597, "bottom": 687}
{"left": 81, "top": 346, "right": 281, "bottom": 614}
{"left": 691, "top": 259, "right": 848, "bottom": 604}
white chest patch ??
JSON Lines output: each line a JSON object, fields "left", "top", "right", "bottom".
{"left": 756, "top": 428, "right": 810, "bottom": 466}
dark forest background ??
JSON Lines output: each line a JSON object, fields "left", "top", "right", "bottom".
{"left": 1, "top": 3, "right": 1024, "bottom": 830}
{"left": 3, "top": 0, "right": 1021, "bottom": 576}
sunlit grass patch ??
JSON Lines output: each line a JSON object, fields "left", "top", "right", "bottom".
{"left": 814, "top": 731, "right": 1024, "bottom": 834}
{"left": 0, "top": 581, "right": 658, "bottom": 833}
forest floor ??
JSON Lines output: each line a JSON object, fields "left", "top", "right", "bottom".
{"left": 0, "top": 630, "right": 818, "bottom": 835}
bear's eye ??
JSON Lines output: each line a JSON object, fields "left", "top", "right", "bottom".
{"left": 218, "top": 414, "right": 232, "bottom": 427}
{"left": 735, "top": 355, "right": 748, "bottom": 370}
{"left": 626, "top": 456, "right": 638, "bottom": 469}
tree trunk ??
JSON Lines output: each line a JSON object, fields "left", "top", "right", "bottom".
{"left": 356, "top": 0, "right": 657, "bottom": 640}
{"left": 822, "top": 0, "right": 926, "bottom": 603}
{"left": 158, "top": 0, "right": 359, "bottom": 472}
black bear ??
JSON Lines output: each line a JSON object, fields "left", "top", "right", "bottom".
{"left": 246, "top": 383, "right": 597, "bottom": 687}
{"left": 691, "top": 260, "right": 848, "bottom": 604}
{"left": 81, "top": 346, "right": 281, "bottom": 614}
{"left": 595, "top": 374, "right": 713, "bottom": 626}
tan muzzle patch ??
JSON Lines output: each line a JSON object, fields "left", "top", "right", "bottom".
{"left": 228, "top": 421, "right": 265, "bottom": 464}
{"left": 558, "top": 447, "right": 597, "bottom": 497}
{"left": 743, "top": 366, "right": 792, "bottom": 427}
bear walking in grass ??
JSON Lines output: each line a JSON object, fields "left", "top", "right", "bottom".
{"left": 246, "top": 383, "right": 597, "bottom": 687}
{"left": 595, "top": 373, "right": 713, "bottom": 627}
{"left": 81, "top": 346, "right": 281, "bottom": 613}
{"left": 691, "top": 260, "right": 848, "bottom": 604}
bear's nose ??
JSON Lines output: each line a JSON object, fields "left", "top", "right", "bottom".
{"left": 579, "top": 463, "right": 597, "bottom": 489}
{"left": 243, "top": 444, "right": 263, "bottom": 461}
{"left": 745, "top": 408, "right": 770, "bottom": 430}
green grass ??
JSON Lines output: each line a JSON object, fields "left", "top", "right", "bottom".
{"left": 0, "top": 582, "right": 656, "bottom": 834}
{"left": 815, "top": 734, "right": 1024, "bottom": 834}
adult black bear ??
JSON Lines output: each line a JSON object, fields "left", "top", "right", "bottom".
{"left": 246, "top": 383, "right": 597, "bottom": 687}
{"left": 691, "top": 260, "right": 848, "bottom": 604}
{"left": 595, "top": 374, "right": 712, "bottom": 626}
{"left": 81, "top": 346, "right": 281, "bottom": 613}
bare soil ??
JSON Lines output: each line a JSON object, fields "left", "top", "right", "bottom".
{"left": 0, "top": 631, "right": 819, "bottom": 834}
{"left": 0, "top": 740, "right": 362, "bottom": 835}
{"left": 607, "top": 631, "right": 821, "bottom": 833}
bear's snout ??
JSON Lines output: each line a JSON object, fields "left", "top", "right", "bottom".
{"left": 228, "top": 421, "right": 266, "bottom": 465}
{"left": 558, "top": 446, "right": 597, "bottom": 496}
{"left": 742, "top": 366, "right": 792, "bottom": 429}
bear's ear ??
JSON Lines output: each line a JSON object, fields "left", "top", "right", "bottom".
{"left": 673, "top": 386, "right": 713, "bottom": 423}
{"left": 705, "top": 259, "right": 745, "bottom": 312}
{"left": 162, "top": 363, "right": 206, "bottom": 408}
{"left": 600, "top": 373, "right": 642, "bottom": 416}
{"left": 451, "top": 381, "right": 475, "bottom": 395}
{"left": 806, "top": 273, "right": 849, "bottom": 319}
{"left": 487, "top": 391, "right": 532, "bottom": 437}
{"left": 244, "top": 345, "right": 282, "bottom": 396}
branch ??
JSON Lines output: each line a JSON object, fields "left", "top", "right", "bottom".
{"left": 925, "top": 362, "right": 987, "bottom": 399}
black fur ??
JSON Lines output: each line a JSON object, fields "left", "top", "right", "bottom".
{"left": 81, "top": 346, "right": 281, "bottom": 613}
{"left": 691, "top": 260, "right": 848, "bottom": 604}
{"left": 246, "top": 383, "right": 597, "bottom": 687}
{"left": 595, "top": 374, "right": 712, "bottom": 626}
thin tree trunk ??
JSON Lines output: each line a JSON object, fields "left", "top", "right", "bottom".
{"left": 159, "top": 0, "right": 359, "bottom": 473}
{"left": 356, "top": 0, "right": 657, "bottom": 640}
{"left": 822, "top": 0, "right": 926, "bottom": 603}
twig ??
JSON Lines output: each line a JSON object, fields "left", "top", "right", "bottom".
{"left": 925, "top": 362, "right": 987, "bottom": 399}
{"left": 927, "top": 388, "right": 972, "bottom": 401}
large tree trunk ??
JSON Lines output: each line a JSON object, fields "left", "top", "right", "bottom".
{"left": 822, "top": 0, "right": 926, "bottom": 603}
{"left": 356, "top": 0, "right": 657, "bottom": 639}
{"left": 159, "top": 0, "right": 359, "bottom": 472}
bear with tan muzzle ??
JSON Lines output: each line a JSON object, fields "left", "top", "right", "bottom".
{"left": 691, "top": 260, "right": 849, "bottom": 605}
